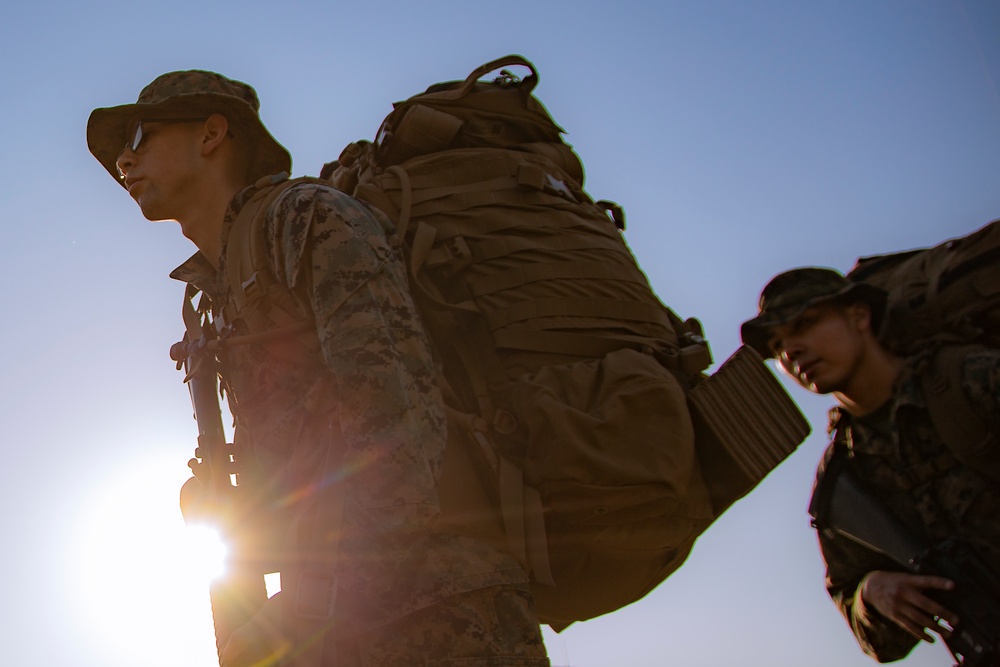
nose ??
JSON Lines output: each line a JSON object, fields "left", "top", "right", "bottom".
{"left": 116, "top": 146, "right": 135, "bottom": 181}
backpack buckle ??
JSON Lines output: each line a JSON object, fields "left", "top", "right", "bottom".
{"left": 426, "top": 237, "right": 472, "bottom": 275}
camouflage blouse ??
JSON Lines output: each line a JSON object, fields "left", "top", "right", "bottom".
{"left": 813, "top": 348, "right": 1000, "bottom": 662}
{"left": 170, "top": 180, "right": 527, "bottom": 638}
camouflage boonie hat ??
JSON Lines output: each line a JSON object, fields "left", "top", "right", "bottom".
{"left": 740, "top": 267, "right": 887, "bottom": 358}
{"left": 87, "top": 70, "right": 292, "bottom": 187}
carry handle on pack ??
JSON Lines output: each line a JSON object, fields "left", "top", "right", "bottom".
{"left": 437, "top": 54, "right": 539, "bottom": 99}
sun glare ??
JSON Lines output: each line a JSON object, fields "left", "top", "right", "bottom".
{"left": 69, "top": 453, "right": 225, "bottom": 665}
{"left": 182, "top": 524, "right": 229, "bottom": 581}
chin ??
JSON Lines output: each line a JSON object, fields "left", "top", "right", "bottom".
{"left": 808, "top": 377, "right": 846, "bottom": 395}
{"left": 798, "top": 373, "right": 831, "bottom": 394}
{"left": 138, "top": 203, "right": 168, "bottom": 222}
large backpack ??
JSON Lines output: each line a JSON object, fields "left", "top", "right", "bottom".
{"left": 221, "top": 55, "right": 810, "bottom": 630}
{"left": 847, "top": 218, "right": 1000, "bottom": 356}
{"left": 846, "top": 219, "right": 1000, "bottom": 480}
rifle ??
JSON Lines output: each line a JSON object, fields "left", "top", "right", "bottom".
{"left": 171, "top": 286, "right": 268, "bottom": 664}
{"left": 809, "top": 452, "right": 1000, "bottom": 667}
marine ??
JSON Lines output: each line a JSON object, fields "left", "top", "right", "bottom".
{"left": 741, "top": 267, "right": 1000, "bottom": 662}
{"left": 87, "top": 70, "right": 549, "bottom": 666}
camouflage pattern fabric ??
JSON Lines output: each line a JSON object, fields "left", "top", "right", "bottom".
{"left": 812, "top": 348, "right": 1000, "bottom": 662}
{"left": 332, "top": 584, "right": 549, "bottom": 666}
{"left": 170, "top": 181, "right": 537, "bottom": 651}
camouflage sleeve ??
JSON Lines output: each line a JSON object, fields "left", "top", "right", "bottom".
{"left": 813, "top": 446, "right": 920, "bottom": 662}
{"left": 267, "top": 183, "right": 447, "bottom": 534}
{"left": 818, "top": 529, "right": 920, "bottom": 662}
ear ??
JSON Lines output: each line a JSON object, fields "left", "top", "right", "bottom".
{"left": 200, "top": 114, "right": 230, "bottom": 156}
{"left": 846, "top": 302, "right": 873, "bottom": 333}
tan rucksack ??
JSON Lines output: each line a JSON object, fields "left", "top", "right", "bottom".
{"left": 222, "top": 55, "right": 810, "bottom": 630}
{"left": 847, "top": 218, "right": 1000, "bottom": 356}
{"left": 847, "top": 219, "right": 1000, "bottom": 481}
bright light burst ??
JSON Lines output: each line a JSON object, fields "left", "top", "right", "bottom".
{"left": 69, "top": 452, "right": 224, "bottom": 665}
{"left": 182, "top": 524, "right": 229, "bottom": 581}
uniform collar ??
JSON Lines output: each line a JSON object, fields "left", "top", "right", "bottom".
{"left": 827, "top": 357, "right": 926, "bottom": 457}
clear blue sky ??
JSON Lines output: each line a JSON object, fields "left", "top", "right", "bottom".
{"left": 0, "top": 1, "right": 997, "bottom": 665}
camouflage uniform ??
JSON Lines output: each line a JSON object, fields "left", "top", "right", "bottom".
{"left": 813, "top": 348, "right": 1000, "bottom": 662}
{"left": 171, "top": 179, "right": 549, "bottom": 664}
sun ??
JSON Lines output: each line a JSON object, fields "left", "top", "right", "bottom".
{"left": 68, "top": 451, "right": 235, "bottom": 666}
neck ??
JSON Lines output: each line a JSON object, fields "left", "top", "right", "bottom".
{"left": 833, "top": 344, "right": 904, "bottom": 417}
{"left": 175, "top": 177, "right": 244, "bottom": 270}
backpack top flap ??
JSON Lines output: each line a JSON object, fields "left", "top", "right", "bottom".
{"left": 375, "top": 55, "right": 566, "bottom": 167}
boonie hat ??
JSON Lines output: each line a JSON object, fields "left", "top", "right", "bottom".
{"left": 87, "top": 70, "right": 291, "bottom": 186}
{"left": 740, "top": 267, "right": 887, "bottom": 358}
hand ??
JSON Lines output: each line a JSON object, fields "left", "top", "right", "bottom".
{"left": 860, "top": 570, "right": 959, "bottom": 643}
{"left": 179, "top": 476, "right": 211, "bottom": 523}
{"left": 221, "top": 593, "right": 292, "bottom": 667}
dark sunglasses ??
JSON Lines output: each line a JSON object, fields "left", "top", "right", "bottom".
{"left": 124, "top": 117, "right": 209, "bottom": 153}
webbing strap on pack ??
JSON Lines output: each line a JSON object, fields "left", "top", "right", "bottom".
{"left": 385, "top": 165, "right": 414, "bottom": 241}
{"left": 447, "top": 231, "right": 626, "bottom": 265}
{"left": 492, "top": 329, "right": 646, "bottom": 359}
{"left": 221, "top": 174, "right": 327, "bottom": 352}
{"left": 409, "top": 221, "right": 478, "bottom": 314}
{"left": 498, "top": 458, "right": 554, "bottom": 586}
{"left": 466, "top": 260, "right": 648, "bottom": 298}
{"left": 486, "top": 297, "right": 666, "bottom": 331}
{"left": 226, "top": 173, "right": 296, "bottom": 316}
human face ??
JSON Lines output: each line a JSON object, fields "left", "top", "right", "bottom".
{"left": 120, "top": 117, "right": 208, "bottom": 161}
{"left": 115, "top": 118, "right": 206, "bottom": 220}
{"left": 767, "top": 303, "right": 870, "bottom": 395}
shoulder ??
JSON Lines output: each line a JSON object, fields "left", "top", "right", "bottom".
{"left": 922, "top": 345, "right": 1000, "bottom": 403}
{"left": 261, "top": 179, "right": 397, "bottom": 289}
{"left": 957, "top": 345, "right": 1000, "bottom": 414}
{"left": 266, "top": 179, "right": 394, "bottom": 249}
{"left": 909, "top": 344, "right": 999, "bottom": 399}
{"left": 958, "top": 345, "right": 1000, "bottom": 381}
{"left": 273, "top": 178, "right": 353, "bottom": 208}
{"left": 272, "top": 179, "right": 388, "bottom": 228}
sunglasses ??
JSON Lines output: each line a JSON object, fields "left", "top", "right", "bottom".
{"left": 123, "top": 117, "right": 209, "bottom": 153}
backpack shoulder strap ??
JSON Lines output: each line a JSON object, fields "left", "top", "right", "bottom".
{"left": 808, "top": 434, "right": 849, "bottom": 533}
{"left": 226, "top": 174, "right": 303, "bottom": 315}
{"left": 918, "top": 344, "right": 1000, "bottom": 480}
{"left": 221, "top": 174, "right": 327, "bottom": 338}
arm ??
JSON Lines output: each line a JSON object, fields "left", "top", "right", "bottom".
{"left": 811, "top": 446, "right": 936, "bottom": 661}
{"left": 268, "top": 182, "right": 447, "bottom": 533}
{"left": 819, "top": 528, "right": 929, "bottom": 662}
{"left": 221, "top": 184, "right": 448, "bottom": 667}
{"left": 813, "top": 443, "right": 1000, "bottom": 665}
